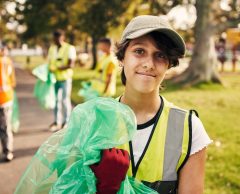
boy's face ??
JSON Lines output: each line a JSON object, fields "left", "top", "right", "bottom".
{"left": 122, "top": 34, "right": 169, "bottom": 94}
{"left": 53, "top": 35, "right": 65, "bottom": 45}
{"left": 97, "top": 42, "right": 110, "bottom": 54}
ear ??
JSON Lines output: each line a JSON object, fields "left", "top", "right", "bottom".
{"left": 119, "top": 61, "right": 124, "bottom": 67}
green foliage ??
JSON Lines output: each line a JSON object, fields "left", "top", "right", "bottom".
{"left": 14, "top": 0, "right": 131, "bottom": 67}
{"left": 14, "top": 0, "right": 130, "bottom": 43}
{"left": 0, "top": 1, "right": 15, "bottom": 39}
{"left": 76, "top": 0, "right": 130, "bottom": 40}
{"left": 15, "top": 0, "right": 75, "bottom": 40}
{"left": 74, "top": 0, "right": 130, "bottom": 68}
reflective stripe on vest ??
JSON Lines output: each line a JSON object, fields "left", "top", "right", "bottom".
{"left": 163, "top": 107, "right": 189, "bottom": 180}
{"left": 117, "top": 97, "right": 191, "bottom": 189}
{"left": 48, "top": 43, "right": 73, "bottom": 81}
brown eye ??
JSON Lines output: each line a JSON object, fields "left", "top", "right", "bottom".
{"left": 134, "top": 49, "right": 144, "bottom": 55}
{"left": 156, "top": 52, "right": 167, "bottom": 59}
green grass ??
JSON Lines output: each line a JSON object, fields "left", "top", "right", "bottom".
{"left": 13, "top": 55, "right": 46, "bottom": 70}
{"left": 71, "top": 69, "right": 124, "bottom": 104}
{"left": 162, "top": 74, "right": 240, "bottom": 194}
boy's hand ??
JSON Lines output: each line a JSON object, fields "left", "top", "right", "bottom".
{"left": 90, "top": 148, "right": 130, "bottom": 194}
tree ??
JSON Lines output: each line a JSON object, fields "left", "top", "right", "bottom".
{"left": 171, "top": 0, "right": 240, "bottom": 86}
{"left": 135, "top": 0, "right": 239, "bottom": 86}
{"left": 0, "top": 0, "right": 19, "bottom": 46}
{"left": 0, "top": 1, "right": 9, "bottom": 38}
{"left": 14, "top": 0, "right": 130, "bottom": 68}
{"left": 75, "top": 0, "right": 130, "bottom": 69}
{"left": 15, "top": 0, "right": 75, "bottom": 44}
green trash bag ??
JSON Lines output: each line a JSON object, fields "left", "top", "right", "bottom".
{"left": 32, "top": 64, "right": 55, "bottom": 82}
{"left": 11, "top": 91, "right": 20, "bottom": 133}
{"left": 32, "top": 64, "right": 56, "bottom": 109}
{"left": 33, "top": 78, "right": 56, "bottom": 109}
{"left": 78, "top": 81, "right": 100, "bottom": 101}
{"left": 14, "top": 97, "right": 157, "bottom": 194}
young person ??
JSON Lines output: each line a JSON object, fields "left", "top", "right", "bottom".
{"left": 0, "top": 45, "right": 16, "bottom": 161}
{"left": 94, "top": 38, "right": 117, "bottom": 97}
{"left": 216, "top": 37, "right": 227, "bottom": 72}
{"left": 48, "top": 29, "right": 76, "bottom": 132}
{"left": 90, "top": 15, "right": 212, "bottom": 194}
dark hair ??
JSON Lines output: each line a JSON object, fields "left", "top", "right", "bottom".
{"left": 219, "top": 37, "right": 226, "bottom": 43}
{"left": 53, "top": 29, "right": 65, "bottom": 37}
{"left": 0, "top": 43, "right": 8, "bottom": 50}
{"left": 115, "top": 31, "right": 183, "bottom": 85}
{"left": 98, "top": 38, "right": 111, "bottom": 46}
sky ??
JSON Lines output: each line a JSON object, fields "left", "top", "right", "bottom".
{"left": 167, "top": 4, "right": 196, "bottom": 30}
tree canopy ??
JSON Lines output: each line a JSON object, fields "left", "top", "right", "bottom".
{"left": 1, "top": 0, "right": 240, "bottom": 84}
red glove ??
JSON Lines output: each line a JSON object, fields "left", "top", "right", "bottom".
{"left": 90, "top": 148, "right": 130, "bottom": 194}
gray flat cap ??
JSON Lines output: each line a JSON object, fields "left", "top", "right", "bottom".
{"left": 120, "top": 15, "right": 186, "bottom": 56}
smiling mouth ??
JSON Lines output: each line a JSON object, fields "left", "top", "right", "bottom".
{"left": 136, "top": 72, "right": 156, "bottom": 77}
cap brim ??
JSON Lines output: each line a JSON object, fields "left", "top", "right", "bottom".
{"left": 126, "top": 27, "right": 185, "bottom": 56}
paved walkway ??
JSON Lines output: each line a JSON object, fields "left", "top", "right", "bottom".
{"left": 0, "top": 68, "right": 53, "bottom": 194}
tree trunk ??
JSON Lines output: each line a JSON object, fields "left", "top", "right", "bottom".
{"left": 171, "top": 0, "right": 222, "bottom": 86}
{"left": 91, "top": 35, "right": 97, "bottom": 69}
{"left": 69, "top": 32, "right": 75, "bottom": 45}
{"left": 84, "top": 37, "right": 89, "bottom": 53}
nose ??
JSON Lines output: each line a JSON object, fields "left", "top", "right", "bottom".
{"left": 142, "top": 56, "right": 154, "bottom": 70}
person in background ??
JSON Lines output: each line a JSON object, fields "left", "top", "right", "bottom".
{"left": 216, "top": 37, "right": 227, "bottom": 72}
{"left": 0, "top": 45, "right": 16, "bottom": 161}
{"left": 95, "top": 38, "right": 117, "bottom": 97}
{"left": 90, "top": 15, "right": 212, "bottom": 194}
{"left": 48, "top": 29, "right": 76, "bottom": 132}
{"left": 231, "top": 45, "right": 237, "bottom": 72}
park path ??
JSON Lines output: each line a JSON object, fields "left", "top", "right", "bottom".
{"left": 0, "top": 67, "right": 54, "bottom": 194}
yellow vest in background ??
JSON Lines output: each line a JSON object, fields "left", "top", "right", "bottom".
{"left": 92, "top": 54, "right": 117, "bottom": 96}
{"left": 48, "top": 42, "right": 73, "bottom": 81}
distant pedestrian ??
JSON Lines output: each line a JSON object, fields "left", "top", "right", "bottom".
{"left": 216, "top": 38, "right": 227, "bottom": 72}
{"left": 48, "top": 29, "right": 76, "bottom": 132}
{"left": 231, "top": 45, "right": 237, "bottom": 72}
{"left": 95, "top": 38, "right": 117, "bottom": 97}
{"left": 0, "top": 45, "right": 16, "bottom": 161}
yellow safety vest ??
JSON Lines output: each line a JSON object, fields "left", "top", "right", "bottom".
{"left": 92, "top": 54, "right": 117, "bottom": 96}
{"left": 118, "top": 97, "right": 193, "bottom": 193}
{"left": 48, "top": 42, "right": 73, "bottom": 81}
